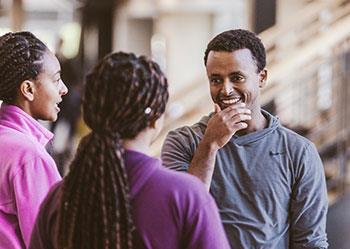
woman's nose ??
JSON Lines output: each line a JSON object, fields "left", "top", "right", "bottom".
{"left": 60, "top": 81, "right": 68, "bottom": 96}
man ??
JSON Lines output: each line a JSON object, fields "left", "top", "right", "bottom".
{"left": 161, "top": 29, "right": 328, "bottom": 249}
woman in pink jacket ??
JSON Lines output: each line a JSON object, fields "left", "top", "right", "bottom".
{"left": 0, "top": 31, "right": 68, "bottom": 248}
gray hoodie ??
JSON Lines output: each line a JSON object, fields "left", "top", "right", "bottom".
{"left": 161, "top": 110, "right": 328, "bottom": 249}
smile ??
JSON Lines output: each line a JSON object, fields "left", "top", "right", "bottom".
{"left": 220, "top": 97, "right": 242, "bottom": 105}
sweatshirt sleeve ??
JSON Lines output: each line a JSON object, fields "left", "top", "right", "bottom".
{"left": 12, "top": 158, "right": 61, "bottom": 248}
{"left": 289, "top": 143, "right": 329, "bottom": 249}
{"left": 161, "top": 129, "right": 194, "bottom": 172}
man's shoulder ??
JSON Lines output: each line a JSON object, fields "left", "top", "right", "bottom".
{"left": 161, "top": 116, "right": 209, "bottom": 168}
{"left": 275, "top": 125, "right": 316, "bottom": 157}
{"left": 167, "top": 115, "right": 209, "bottom": 139}
{"left": 277, "top": 124, "right": 313, "bottom": 145}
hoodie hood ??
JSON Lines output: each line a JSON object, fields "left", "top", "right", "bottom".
{"left": 195, "top": 109, "right": 280, "bottom": 146}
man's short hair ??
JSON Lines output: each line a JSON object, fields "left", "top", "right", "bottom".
{"left": 204, "top": 29, "right": 266, "bottom": 72}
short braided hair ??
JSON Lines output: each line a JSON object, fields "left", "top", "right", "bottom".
{"left": 0, "top": 31, "right": 47, "bottom": 103}
{"left": 204, "top": 29, "right": 266, "bottom": 72}
{"left": 57, "top": 52, "right": 169, "bottom": 249}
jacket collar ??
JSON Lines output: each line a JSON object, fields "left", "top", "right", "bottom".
{"left": 0, "top": 104, "right": 53, "bottom": 146}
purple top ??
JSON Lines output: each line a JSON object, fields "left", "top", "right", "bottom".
{"left": 29, "top": 149, "right": 230, "bottom": 249}
{"left": 0, "top": 104, "right": 62, "bottom": 249}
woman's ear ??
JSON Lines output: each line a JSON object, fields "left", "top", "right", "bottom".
{"left": 19, "top": 80, "right": 35, "bottom": 101}
{"left": 259, "top": 69, "right": 268, "bottom": 88}
{"left": 149, "top": 114, "right": 164, "bottom": 143}
{"left": 149, "top": 114, "right": 164, "bottom": 130}
{"left": 149, "top": 119, "right": 156, "bottom": 129}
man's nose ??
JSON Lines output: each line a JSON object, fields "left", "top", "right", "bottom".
{"left": 221, "top": 79, "right": 233, "bottom": 95}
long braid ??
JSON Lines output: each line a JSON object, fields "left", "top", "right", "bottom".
{"left": 57, "top": 52, "right": 169, "bottom": 249}
{"left": 0, "top": 32, "right": 47, "bottom": 103}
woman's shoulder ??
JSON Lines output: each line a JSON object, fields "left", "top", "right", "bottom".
{"left": 29, "top": 182, "right": 62, "bottom": 249}
{"left": 148, "top": 166, "right": 211, "bottom": 203}
{"left": 0, "top": 127, "right": 48, "bottom": 161}
{"left": 39, "top": 182, "right": 62, "bottom": 216}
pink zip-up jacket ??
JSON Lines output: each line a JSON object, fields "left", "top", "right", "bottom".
{"left": 0, "top": 104, "right": 61, "bottom": 249}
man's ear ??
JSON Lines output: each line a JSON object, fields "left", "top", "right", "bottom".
{"left": 259, "top": 69, "right": 268, "bottom": 88}
{"left": 19, "top": 80, "right": 35, "bottom": 101}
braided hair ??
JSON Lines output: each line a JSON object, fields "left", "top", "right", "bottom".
{"left": 0, "top": 31, "right": 47, "bottom": 103}
{"left": 57, "top": 52, "right": 169, "bottom": 249}
{"left": 204, "top": 29, "right": 266, "bottom": 72}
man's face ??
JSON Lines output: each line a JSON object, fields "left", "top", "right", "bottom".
{"left": 206, "top": 49, "right": 266, "bottom": 112}
{"left": 30, "top": 51, "right": 68, "bottom": 121}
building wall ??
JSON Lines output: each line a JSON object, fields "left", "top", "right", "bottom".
{"left": 113, "top": 0, "right": 249, "bottom": 96}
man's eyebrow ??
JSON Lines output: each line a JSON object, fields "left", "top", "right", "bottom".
{"left": 229, "top": 71, "right": 245, "bottom": 76}
{"left": 209, "top": 71, "right": 246, "bottom": 78}
{"left": 209, "top": 73, "right": 221, "bottom": 77}
{"left": 53, "top": 70, "right": 61, "bottom": 76}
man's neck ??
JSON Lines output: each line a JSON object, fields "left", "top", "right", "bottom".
{"left": 236, "top": 109, "right": 267, "bottom": 136}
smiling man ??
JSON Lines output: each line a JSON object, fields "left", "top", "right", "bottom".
{"left": 161, "top": 29, "right": 328, "bottom": 249}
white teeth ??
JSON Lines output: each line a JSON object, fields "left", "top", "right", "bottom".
{"left": 222, "top": 98, "right": 241, "bottom": 104}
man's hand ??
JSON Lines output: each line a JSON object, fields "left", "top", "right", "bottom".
{"left": 186, "top": 103, "right": 251, "bottom": 190}
{"left": 202, "top": 103, "right": 251, "bottom": 150}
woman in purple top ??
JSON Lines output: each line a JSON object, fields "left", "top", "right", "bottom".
{"left": 0, "top": 32, "right": 68, "bottom": 248}
{"left": 29, "top": 52, "right": 230, "bottom": 249}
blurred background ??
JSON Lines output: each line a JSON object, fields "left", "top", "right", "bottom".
{"left": 0, "top": 0, "right": 349, "bottom": 247}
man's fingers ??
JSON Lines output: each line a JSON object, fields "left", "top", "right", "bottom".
{"left": 232, "top": 122, "right": 248, "bottom": 131}
{"left": 221, "top": 108, "right": 251, "bottom": 121}
{"left": 214, "top": 104, "right": 221, "bottom": 113}
{"left": 221, "top": 102, "right": 246, "bottom": 113}
{"left": 228, "top": 114, "right": 251, "bottom": 133}
{"left": 232, "top": 114, "right": 252, "bottom": 123}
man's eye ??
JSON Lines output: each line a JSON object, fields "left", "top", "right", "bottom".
{"left": 210, "top": 78, "right": 221, "bottom": 84}
{"left": 231, "top": 76, "right": 244, "bottom": 82}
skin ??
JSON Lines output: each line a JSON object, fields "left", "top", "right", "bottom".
{"left": 188, "top": 49, "right": 268, "bottom": 190}
{"left": 123, "top": 114, "right": 164, "bottom": 155}
{"left": 15, "top": 50, "right": 68, "bottom": 122}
